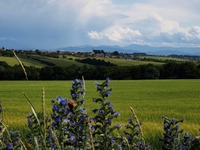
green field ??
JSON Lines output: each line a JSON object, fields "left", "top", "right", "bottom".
{"left": 0, "top": 56, "right": 47, "bottom": 68}
{"left": 139, "top": 55, "right": 187, "bottom": 62}
{"left": 99, "top": 57, "right": 163, "bottom": 66}
{"left": 1, "top": 55, "right": 164, "bottom": 67}
{"left": 0, "top": 80, "right": 200, "bottom": 148}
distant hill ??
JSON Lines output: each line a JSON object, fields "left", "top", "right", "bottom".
{"left": 1, "top": 39, "right": 200, "bottom": 56}
{"left": 59, "top": 44, "right": 200, "bottom": 56}
{"left": 123, "top": 44, "right": 200, "bottom": 55}
{"left": 58, "top": 45, "right": 124, "bottom": 52}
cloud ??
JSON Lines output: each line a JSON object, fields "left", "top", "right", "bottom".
{"left": 87, "top": 1, "right": 200, "bottom": 47}
{"left": 88, "top": 31, "right": 104, "bottom": 40}
{"left": 0, "top": 0, "right": 200, "bottom": 48}
{"left": 88, "top": 26, "right": 141, "bottom": 44}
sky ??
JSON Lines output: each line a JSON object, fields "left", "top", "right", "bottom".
{"left": 0, "top": 0, "right": 200, "bottom": 49}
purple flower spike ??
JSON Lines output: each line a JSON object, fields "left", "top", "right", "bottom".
{"left": 111, "top": 139, "right": 115, "bottom": 144}
{"left": 128, "top": 118, "right": 133, "bottom": 124}
{"left": 80, "top": 99, "right": 85, "bottom": 104}
{"left": 116, "top": 124, "right": 122, "bottom": 129}
{"left": 6, "top": 143, "right": 13, "bottom": 150}
{"left": 106, "top": 77, "right": 110, "bottom": 83}
{"left": 69, "top": 134, "right": 76, "bottom": 144}
{"left": 60, "top": 99, "right": 67, "bottom": 106}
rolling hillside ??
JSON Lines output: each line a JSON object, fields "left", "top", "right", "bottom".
{"left": 0, "top": 54, "right": 165, "bottom": 67}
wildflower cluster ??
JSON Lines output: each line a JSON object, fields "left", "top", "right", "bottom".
{"left": 160, "top": 116, "right": 193, "bottom": 150}
{"left": 91, "top": 78, "right": 122, "bottom": 149}
{"left": 0, "top": 129, "right": 22, "bottom": 150}
{"left": 0, "top": 101, "right": 24, "bottom": 150}
{"left": 50, "top": 79, "right": 90, "bottom": 149}
{"left": 26, "top": 111, "right": 51, "bottom": 149}
{"left": 122, "top": 117, "right": 150, "bottom": 150}
{"left": 24, "top": 79, "right": 90, "bottom": 150}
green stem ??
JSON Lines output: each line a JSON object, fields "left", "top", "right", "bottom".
{"left": 130, "top": 106, "right": 146, "bottom": 146}
{"left": 13, "top": 50, "right": 28, "bottom": 80}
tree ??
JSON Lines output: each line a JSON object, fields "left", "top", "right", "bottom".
{"left": 112, "top": 51, "right": 119, "bottom": 56}
{"left": 35, "top": 49, "right": 41, "bottom": 55}
{"left": 140, "top": 64, "right": 160, "bottom": 79}
{"left": 160, "top": 61, "right": 178, "bottom": 79}
{"left": 177, "top": 61, "right": 200, "bottom": 79}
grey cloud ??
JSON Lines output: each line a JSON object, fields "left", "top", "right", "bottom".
{"left": 0, "top": 0, "right": 81, "bottom": 48}
{"left": 1, "top": 0, "right": 200, "bottom": 49}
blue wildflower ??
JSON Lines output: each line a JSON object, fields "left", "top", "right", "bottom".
{"left": 94, "top": 81, "right": 99, "bottom": 85}
{"left": 63, "top": 118, "right": 69, "bottom": 124}
{"left": 116, "top": 124, "right": 122, "bottom": 129}
{"left": 128, "top": 118, "right": 133, "bottom": 124}
{"left": 51, "top": 114, "right": 56, "bottom": 119}
{"left": 90, "top": 125, "right": 95, "bottom": 131}
{"left": 107, "top": 101, "right": 112, "bottom": 106}
{"left": 111, "top": 139, "right": 115, "bottom": 144}
{"left": 137, "top": 141, "right": 142, "bottom": 147}
{"left": 80, "top": 108, "right": 86, "bottom": 114}
{"left": 57, "top": 96, "right": 63, "bottom": 102}
{"left": 69, "top": 134, "right": 76, "bottom": 144}
{"left": 60, "top": 99, "right": 67, "bottom": 106}
{"left": 55, "top": 116, "right": 61, "bottom": 123}
{"left": 70, "top": 113, "right": 74, "bottom": 119}
{"left": 104, "top": 91, "right": 110, "bottom": 97}
{"left": 6, "top": 143, "right": 13, "bottom": 150}
{"left": 93, "top": 118, "right": 97, "bottom": 123}
{"left": 27, "top": 118, "right": 31, "bottom": 126}
{"left": 74, "top": 79, "right": 79, "bottom": 83}
{"left": 52, "top": 104, "right": 59, "bottom": 112}
{"left": 80, "top": 99, "right": 85, "bottom": 104}
{"left": 106, "top": 77, "right": 110, "bottom": 83}
{"left": 135, "top": 131, "right": 140, "bottom": 135}
{"left": 97, "top": 109, "right": 103, "bottom": 115}
{"left": 111, "top": 110, "right": 116, "bottom": 114}
{"left": 127, "top": 135, "right": 132, "bottom": 141}
{"left": 69, "top": 121, "right": 74, "bottom": 127}
{"left": 171, "top": 118, "right": 175, "bottom": 124}
{"left": 164, "top": 123, "right": 169, "bottom": 129}
{"left": 114, "top": 112, "right": 120, "bottom": 117}
{"left": 62, "top": 108, "right": 69, "bottom": 114}
{"left": 72, "top": 94, "right": 79, "bottom": 99}
{"left": 106, "top": 119, "right": 112, "bottom": 125}
{"left": 81, "top": 89, "right": 85, "bottom": 94}
{"left": 72, "top": 85, "right": 77, "bottom": 90}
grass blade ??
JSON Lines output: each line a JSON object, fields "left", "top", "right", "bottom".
{"left": 50, "top": 128, "right": 62, "bottom": 150}
{"left": 23, "top": 93, "right": 40, "bottom": 126}
{"left": 34, "top": 137, "right": 40, "bottom": 150}
{"left": 13, "top": 50, "right": 28, "bottom": 80}
{"left": 130, "top": 106, "right": 145, "bottom": 145}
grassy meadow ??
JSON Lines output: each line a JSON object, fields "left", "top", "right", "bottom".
{"left": 1, "top": 55, "right": 163, "bottom": 67}
{"left": 99, "top": 57, "right": 164, "bottom": 66}
{"left": 138, "top": 55, "right": 187, "bottom": 62}
{"left": 0, "top": 80, "right": 200, "bottom": 146}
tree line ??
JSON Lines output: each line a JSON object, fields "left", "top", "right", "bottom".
{"left": 0, "top": 61, "right": 200, "bottom": 80}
